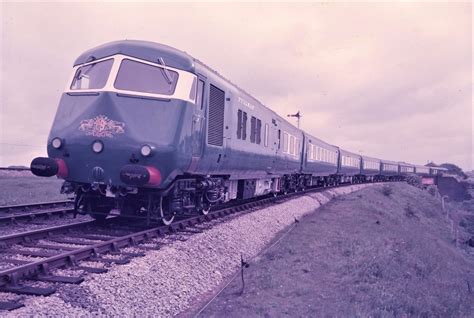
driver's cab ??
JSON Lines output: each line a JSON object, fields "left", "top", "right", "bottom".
{"left": 66, "top": 54, "right": 197, "bottom": 104}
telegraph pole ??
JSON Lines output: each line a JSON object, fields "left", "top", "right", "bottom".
{"left": 287, "top": 111, "right": 301, "bottom": 129}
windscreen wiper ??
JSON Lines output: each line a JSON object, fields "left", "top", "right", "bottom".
{"left": 76, "top": 63, "right": 96, "bottom": 80}
{"left": 158, "top": 57, "right": 173, "bottom": 85}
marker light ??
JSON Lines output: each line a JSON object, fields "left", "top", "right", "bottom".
{"left": 51, "top": 137, "right": 63, "bottom": 149}
{"left": 92, "top": 140, "right": 104, "bottom": 153}
{"left": 140, "top": 144, "right": 153, "bottom": 157}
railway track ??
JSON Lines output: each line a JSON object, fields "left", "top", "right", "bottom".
{"left": 0, "top": 181, "right": 384, "bottom": 311}
{"left": 0, "top": 200, "right": 74, "bottom": 224}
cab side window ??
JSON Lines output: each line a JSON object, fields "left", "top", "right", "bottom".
{"left": 197, "top": 79, "right": 205, "bottom": 109}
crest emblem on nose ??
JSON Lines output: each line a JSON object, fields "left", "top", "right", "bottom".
{"left": 79, "top": 115, "right": 125, "bottom": 138}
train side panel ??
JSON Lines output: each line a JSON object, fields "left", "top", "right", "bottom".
{"left": 338, "top": 149, "right": 361, "bottom": 176}
{"left": 361, "top": 155, "right": 382, "bottom": 176}
{"left": 302, "top": 132, "right": 338, "bottom": 176}
{"left": 381, "top": 159, "right": 399, "bottom": 176}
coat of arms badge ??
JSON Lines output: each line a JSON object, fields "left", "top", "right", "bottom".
{"left": 78, "top": 115, "right": 125, "bottom": 138}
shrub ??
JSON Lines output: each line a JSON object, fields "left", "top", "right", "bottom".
{"left": 381, "top": 185, "right": 393, "bottom": 197}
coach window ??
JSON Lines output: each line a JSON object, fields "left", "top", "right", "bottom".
{"left": 278, "top": 130, "right": 281, "bottom": 149}
{"left": 237, "top": 110, "right": 242, "bottom": 139}
{"left": 290, "top": 136, "right": 295, "bottom": 155}
{"left": 256, "top": 119, "right": 262, "bottom": 144}
{"left": 264, "top": 124, "right": 269, "bottom": 147}
{"left": 283, "top": 132, "right": 289, "bottom": 153}
{"left": 242, "top": 112, "right": 247, "bottom": 140}
{"left": 250, "top": 116, "right": 256, "bottom": 143}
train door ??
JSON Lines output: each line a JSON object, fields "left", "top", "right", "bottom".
{"left": 191, "top": 77, "right": 206, "bottom": 158}
{"left": 271, "top": 118, "right": 281, "bottom": 169}
{"left": 300, "top": 133, "right": 306, "bottom": 172}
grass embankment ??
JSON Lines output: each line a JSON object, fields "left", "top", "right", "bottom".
{"left": 0, "top": 170, "right": 68, "bottom": 206}
{"left": 200, "top": 183, "right": 474, "bottom": 317}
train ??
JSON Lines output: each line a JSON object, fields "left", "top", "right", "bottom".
{"left": 30, "top": 40, "right": 447, "bottom": 225}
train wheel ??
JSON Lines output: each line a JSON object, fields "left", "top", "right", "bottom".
{"left": 200, "top": 203, "right": 211, "bottom": 216}
{"left": 159, "top": 196, "right": 175, "bottom": 226}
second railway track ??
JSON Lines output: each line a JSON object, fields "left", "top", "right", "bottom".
{"left": 0, "top": 200, "right": 74, "bottom": 224}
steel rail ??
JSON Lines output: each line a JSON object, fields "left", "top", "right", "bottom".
{"left": 0, "top": 200, "right": 74, "bottom": 224}
{"left": 0, "top": 200, "right": 73, "bottom": 212}
{"left": 0, "top": 219, "right": 98, "bottom": 248}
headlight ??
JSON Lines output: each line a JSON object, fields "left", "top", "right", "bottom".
{"left": 51, "top": 137, "right": 63, "bottom": 149}
{"left": 92, "top": 140, "right": 104, "bottom": 153}
{"left": 140, "top": 144, "right": 153, "bottom": 157}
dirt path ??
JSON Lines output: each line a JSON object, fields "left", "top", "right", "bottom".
{"left": 195, "top": 183, "right": 474, "bottom": 317}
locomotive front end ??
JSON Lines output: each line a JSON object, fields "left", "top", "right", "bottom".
{"left": 31, "top": 42, "right": 199, "bottom": 223}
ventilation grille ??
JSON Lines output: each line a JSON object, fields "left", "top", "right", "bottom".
{"left": 208, "top": 84, "right": 225, "bottom": 146}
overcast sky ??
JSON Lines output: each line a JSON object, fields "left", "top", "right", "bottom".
{"left": 1, "top": 2, "right": 472, "bottom": 170}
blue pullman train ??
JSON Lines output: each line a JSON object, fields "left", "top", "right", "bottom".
{"left": 30, "top": 40, "right": 446, "bottom": 224}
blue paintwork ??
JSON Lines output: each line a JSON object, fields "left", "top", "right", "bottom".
{"left": 380, "top": 159, "right": 400, "bottom": 176}
{"left": 337, "top": 148, "right": 362, "bottom": 176}
{"left": 301, "top": 132, "right": 338, "bottom": 176}
{"left": 45, "top": 40, "right": 428, "bottom": 193}
{"left": 361, "top": 155, "right": 382, "bottom": 176}
{"left": 48, "top": 92, "right": 194, "bottom": 188}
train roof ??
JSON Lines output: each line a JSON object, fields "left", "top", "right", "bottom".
{"left": 361, "top": 155, "right": 381, "bottom": 162}
{"left": 303, "top": 132, "right": 338, "bottom": 150}
{"left": 339, "top": 148, "right": 361, "bottom": 158}
{"left": 381, "top": 159, "right": 399, "bottom": 165}
{"left": 430, "top": 166, "right": 448, "bottom": 171}
{"left": 74, "top": 40, "right": 195, "bottom": 71}
{"left": 398, "top": 161, "right": 414, "bottom": 167}
{"left": 414, "top": 164, "right": 430, "bottom": 169}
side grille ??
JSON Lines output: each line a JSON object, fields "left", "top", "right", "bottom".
{"left": 208, "top": 84, "right": 225, "bottom": 146}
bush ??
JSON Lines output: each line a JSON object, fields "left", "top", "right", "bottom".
{"left": 381, "top": 185, "right": 393, "bottom": 197}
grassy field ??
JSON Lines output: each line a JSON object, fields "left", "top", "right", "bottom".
{"left": 0, "top": 171, "right": 69, "bottom": 206}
